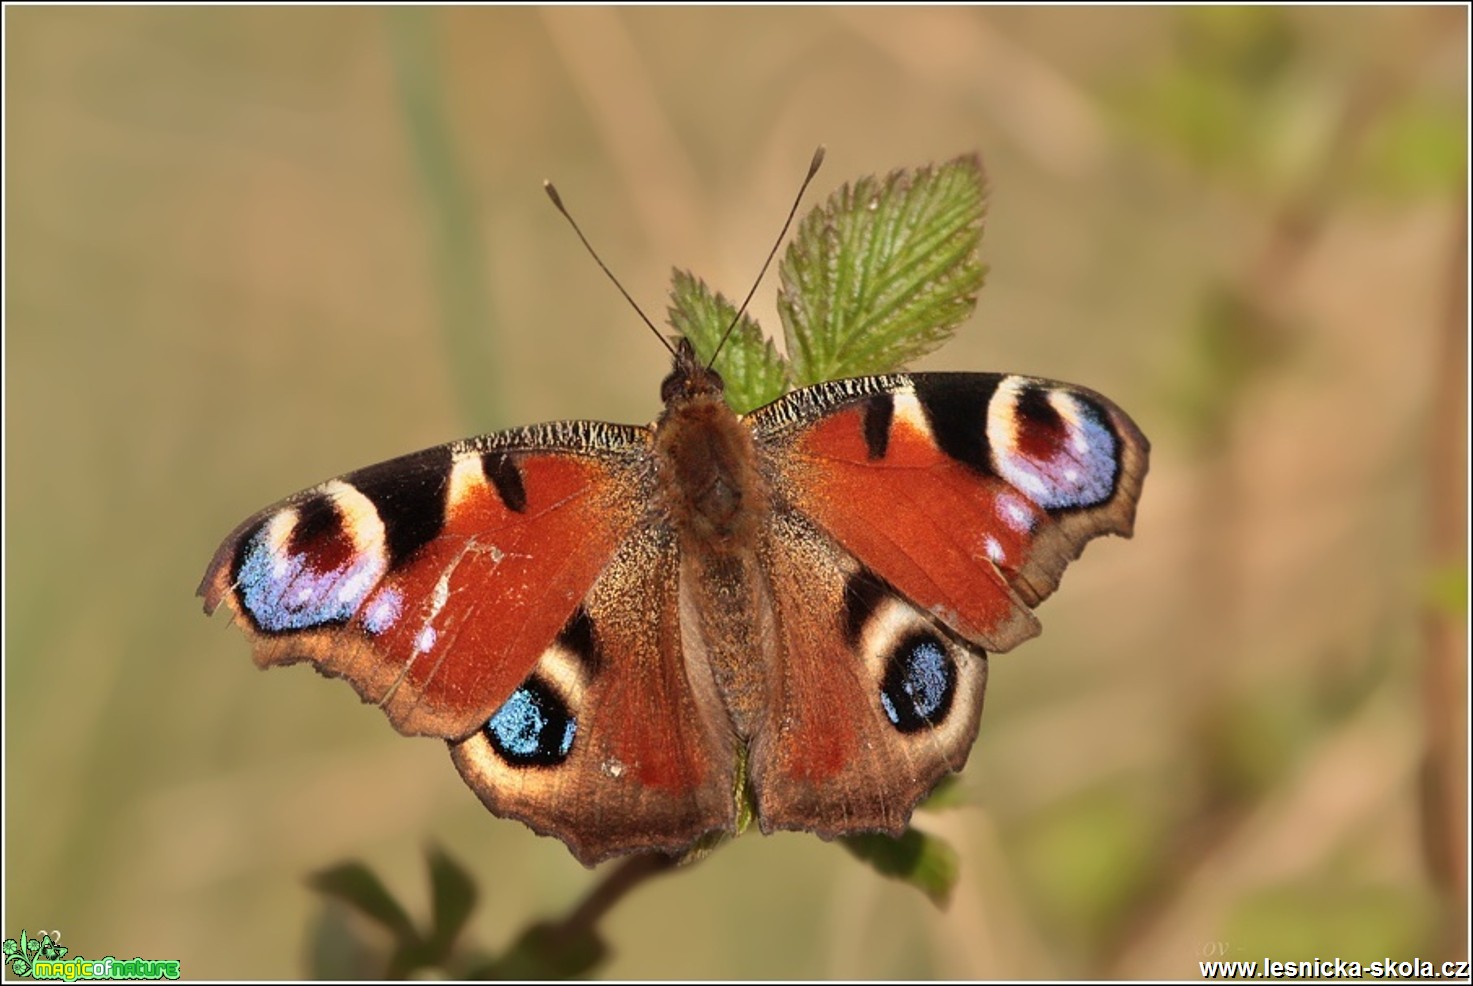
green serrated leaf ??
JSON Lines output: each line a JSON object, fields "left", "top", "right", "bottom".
{"left": 308, "top": 860, "right": 420, "bottom": 947}
{"left": 778, "top": 155, "right": 987, "bottom": 385}
{"left": 426, "top": 844, "right": 479, "bottom": 958}
{"left": 668, "top": 268, "right": 791, "bottom": 413}
{"left": 840, "top": 827, "right": 961, "bottom": 908}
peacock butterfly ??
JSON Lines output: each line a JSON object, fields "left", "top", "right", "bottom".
{"left": 199, "top": 153, "right": 1149, "bottom": 866}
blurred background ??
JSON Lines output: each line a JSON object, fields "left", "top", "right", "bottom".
{"left": 5, "top": 6, "right": 1467, "bottom": 978}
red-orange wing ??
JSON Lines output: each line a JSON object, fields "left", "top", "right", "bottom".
{"left": 749, "top": 372, "right": 1149, "bottom": 653}
{"left": 743, "top": 372, "right": 1148, "bottom": 834}
{"left": 199, "top": 421, "right": 652, "bottom": 739}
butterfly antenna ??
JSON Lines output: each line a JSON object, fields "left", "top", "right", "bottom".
{"left": 543, "top": 180, "right": 677, "bottom": 359}
{"left": 708, "top": 145, "right": 826, "bottom": 369}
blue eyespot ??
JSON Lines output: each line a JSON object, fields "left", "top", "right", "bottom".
{"left": 235, "top": 521, "right": 383, "bottom": 633}
{"left": 997, "top": 391, "right": 1119, "bottom": 511}
{"left": 485, "top": 677, "right": 577, "bottom": 767}
{"left": 880, "top": 634, "right": 956, "bottom": 733}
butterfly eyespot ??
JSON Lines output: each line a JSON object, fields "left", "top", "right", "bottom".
{"left": 485, "top": 676, "right": 578, "bottom": 767}
{"left": 989, "top": 380, "right": 1120, "bottom": 511}
{"left": 879, "top": 632, "right": 957, "bottom": 733}
{"left": 234, "top": 499, "right": 388, "bottom": 634}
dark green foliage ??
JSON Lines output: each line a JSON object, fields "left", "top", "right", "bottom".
{"left": 308, "top": 846, "right": 482, "bottom": 979}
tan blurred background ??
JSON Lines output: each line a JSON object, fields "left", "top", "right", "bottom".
{"left": 5, "top": 6, "right": 1467, "bottom": 979}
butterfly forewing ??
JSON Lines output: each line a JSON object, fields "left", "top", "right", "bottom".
{"left": 748, "top": 371, "right": 1149, "bottom": 650}
{"left": 199, "top": 422, "right": 653, "bottom": 739}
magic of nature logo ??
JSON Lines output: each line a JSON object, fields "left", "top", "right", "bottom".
{"left": 3, "top": 930, "right": 180, "bottom": 981}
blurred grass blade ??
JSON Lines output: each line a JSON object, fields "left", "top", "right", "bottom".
{"left": 778, "top": 155, "right": 988, "bottom": 385}
{"left": 840, "top": 828, "right": 961, "bottom": 908}
{"left": 309, "top": 861, "right": 420, "bottom": 946}
{"left": 668, "top": 268, "right": 791, "bottom": 412}
{"left": 386, "top": 8, "right": 501, "bottom": 427}
{"left": 426, "top": 844, "right": 479, "bottom": 956}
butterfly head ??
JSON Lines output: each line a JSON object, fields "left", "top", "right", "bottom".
{"left": 660, "top": 336, "right": 726, "bottom": 407}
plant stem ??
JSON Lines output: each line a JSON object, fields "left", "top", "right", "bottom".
{"left": 561, "top": 852, "right": 679, "bottom": 935}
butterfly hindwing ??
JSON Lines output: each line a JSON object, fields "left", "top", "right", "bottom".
{"left": 749, "top": 510, "right": 989, "bottom": 836}
{"left": 451, "top": 523, "right": 738, "bottom": 865}
{"left": 199, "top": 422, "right": 653, "bottom": 738}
